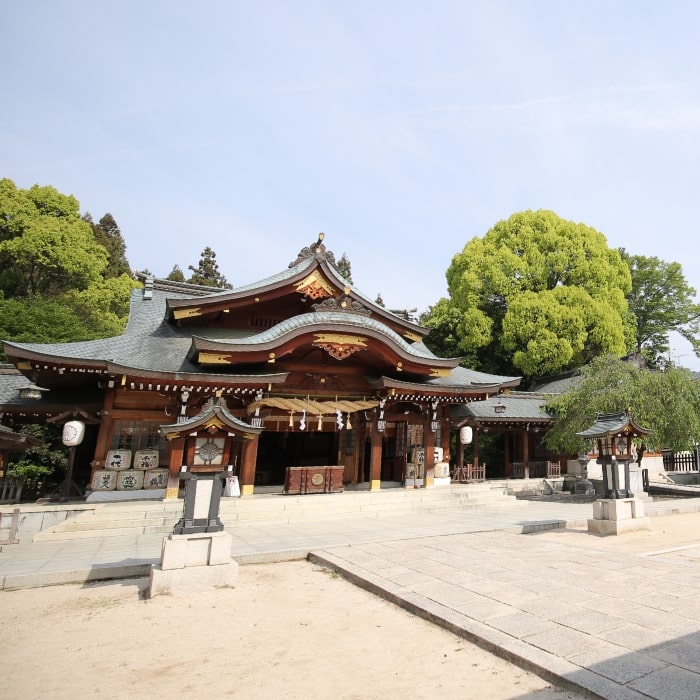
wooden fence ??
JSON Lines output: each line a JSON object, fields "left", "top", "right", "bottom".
{"left": 0, "top": 478, "right": 24, "bottom": 504}
{"left": 511, "top": 461, "right": 561, "bottom": 479}
{"left": 662, "top": 449, "right": 699, "bottom": 472}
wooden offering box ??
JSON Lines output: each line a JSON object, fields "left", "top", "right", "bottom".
{"left": 284, "top": 466, "right": 344, "bottom": 495}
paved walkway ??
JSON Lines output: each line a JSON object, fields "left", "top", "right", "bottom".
{"left": 3, "top": 496, "right": 700, "bottom": 699}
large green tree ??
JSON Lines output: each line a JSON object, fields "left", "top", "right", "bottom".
{"left": 425, "top": 210, "right": 635, "bottom": 377}
{"left": 0, "top": 178, "right": 108, "bottom": 298}
{"left": 0, "top": 179, "right": 138, "bottom": 357}
{"left": 544, "top": 354, "right": 700, "bottom": 454}
{"left": 622, "top": 251, "right": 700, "bottom": 368}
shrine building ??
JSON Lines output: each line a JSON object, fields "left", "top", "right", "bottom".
{"left": 1, "top": 235, "right": 521, "bottom": 500}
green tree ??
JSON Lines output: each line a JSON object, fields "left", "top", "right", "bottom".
{"left": 166, "top": 265, "right": 185, "bottom": 282}
{"left": 335, "top": 253, "right": 353, "bottom": 284}
{"left": 187, "top": 247, "right": 232, "bottom": 288}
{"left": 83, "top": 212, "right": 132, "bottom": 279}
{"left": 0, "top": 179, "right": 108, "bottom": 298}
{"left": 622, "top": 251, "right": 700, "bottom": 367}
{"left": 432, "top": 210, "right": 634, "bottom": 377}
{"left": 544, "top": 354, "right": 700, "bottom": 454}
{"left": 7, "top": 424, "right": 67, "bottom": 500}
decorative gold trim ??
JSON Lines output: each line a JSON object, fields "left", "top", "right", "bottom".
{"left": 313, "top": 333, "right": 367, "bottom": 360}
{"left": 173, "top": 307, "right": 203, "bottom": 320}
{"left": 429, "top": 368, "right": 451, "bottom": 378}
{"left": 403, "top": 331, "right": 422, "bottom": 342}
{"left": 165, "top": 487, "right": 179, "bottom": 499}
{"left": 295, "top": 270, "right": 337, "bottom": 300}
{"left": 369, "top": 479, "right": 382, "bottom": 491}
{"left": 241, "top": 484, "right": 255, "bottom": 496}
{"left": 198, "top": 352, "right": 232, "bottom": 364}
{"left": 17, "top": 361, "right": 32, "bottom": 370}
{"left": 203, "top": 418, "right": 225, "bottom": 432}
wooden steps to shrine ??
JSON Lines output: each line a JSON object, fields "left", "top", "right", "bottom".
{"left": 31, "top": 482, "right": 515, "bottom": 541}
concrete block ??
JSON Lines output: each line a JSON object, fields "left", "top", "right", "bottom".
{"left": 159, "top": 531, "right": 233, "bottom": 570}
{"left": 587, "top": 517, "right": 651, "bottom": 536}
{"left": 148, "top": 560, "right": 238, "bottom": 597}
{"left": 149, "top": 530, "right": 237, "bottom": 597}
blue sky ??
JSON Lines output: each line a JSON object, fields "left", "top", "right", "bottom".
{"left": 2, "top": 1, "right": 699, "bottom": 369}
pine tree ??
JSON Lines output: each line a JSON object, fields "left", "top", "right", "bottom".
{"left": 187, "top": 247, "right": 232, "bottom": 288}
{"left": 336, "top": 253, "right": 353, "bottom": 284}
{"left": 83, "top": 212, "right": 132, "bottom": 279}
{"left": 166, "top": 265, "right": 185, "bottom": 282}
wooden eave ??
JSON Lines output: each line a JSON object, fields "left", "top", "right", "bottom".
{"left": 2, "top": 345, "right": 290, "bottom": 394}
{"left": 369, "top": 375, "right": 510, "bottom": 399}
{"left": 160, "top": 397, "right": 263, "bottom": 439}
{"left": 165, "top": 256, "right": 428, "bottom": 341}
{"left": 188, "top": 324, "right": 457, "bottom": 378}
{"left": 0, "top": 426, "right": 43, "bottom": 452}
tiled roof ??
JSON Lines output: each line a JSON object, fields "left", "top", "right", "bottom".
{"left": 450, "top": 392, "right": 553, "bottom": 423}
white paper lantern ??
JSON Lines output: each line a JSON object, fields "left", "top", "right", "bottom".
{"left": 62, "top": 420, "right": 85, "bottom": 446}
{"left": 459, "top": 426, "right": 473, "bottom": 445}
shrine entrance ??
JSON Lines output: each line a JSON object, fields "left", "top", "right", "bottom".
{"left": 255, "top": 430, "right": 339, "bottom": 486}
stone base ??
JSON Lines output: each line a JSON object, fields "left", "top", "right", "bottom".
{"left": 587, "top": 497, "right": 651, "bottom": 536}
{"left": 148, "top": 530, "right": 238, "bottom": 597}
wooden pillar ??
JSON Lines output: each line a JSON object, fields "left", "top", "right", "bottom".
{"left": 350, "top": 423, "right": 362, "bottom": 484}
{"left": 522, "top": 430, "right": 530, "bottom": 479}
{"left": 90, "top": 389, "right": 116, "bottom": 479}
{"left": 369, "top": 424, "right": 383, "bottom": 490}
{"left": 504, "top": 432, "right": 511, "bottom": 477}
{"left": 424, "top": 424, "right": 436, "bottom": 488}
{"left": 166, "top": 437, "right": 185, "bottom": 499}
{"left": 440, "top": 423, "right": 450, "bottom": 466}
{"left": 239, "top": 435, "right": 260, "bottom": 496}
{"left": 472, "top": 428, "right": 480, "bottom": 478}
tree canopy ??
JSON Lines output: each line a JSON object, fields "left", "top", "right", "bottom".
{"left": 83, "top": 212, "right": 132, "bottom": 279}
{"left": 544, "top": 354, "right": 700, "bottom": 454}
{"left": 622, "top": 250, "right": 700, "bottom": 368}
{"left": 425, "top": 210, "right": 635, "bottom": 378}
{"left": 187, "top": 247, "right": 232, "bottom": 288}
{"left": 0, "top": 178, "right": 108, "bottom": 298}
{"left": 335, "top": 253, "right": 353, "bottom": 284}
{"left": 0, "top": 179, "right": 138, "bottom": 358}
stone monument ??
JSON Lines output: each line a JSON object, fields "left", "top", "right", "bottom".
{"left": 148, "top": 465, "right": 238, "bottom": 597}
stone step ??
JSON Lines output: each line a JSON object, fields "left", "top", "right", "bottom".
{"left": 31, "top": 483, "right": 515, "bottom": 541}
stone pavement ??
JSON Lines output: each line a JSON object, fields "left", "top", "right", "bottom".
{"left": 4, "top": 495, "right": 700, "bottom": 699}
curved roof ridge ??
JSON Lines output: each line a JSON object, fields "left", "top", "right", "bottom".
{"left": 192, "top": 311, "right": 446, "bottom": 361}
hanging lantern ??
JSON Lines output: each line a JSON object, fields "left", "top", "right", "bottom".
{"left": 62, "top": 420, "right": 86, "bottom": 447}
{"left": 459, "top": 426, "right": 473, "bottom": 445}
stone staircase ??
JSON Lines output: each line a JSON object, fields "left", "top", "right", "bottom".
{"left": 31, "top": 482, "right": 515, "bottom": 541}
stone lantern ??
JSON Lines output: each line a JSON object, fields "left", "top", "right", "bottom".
{"left": 576, "top": 412, "right": 651, "bottom": 536}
